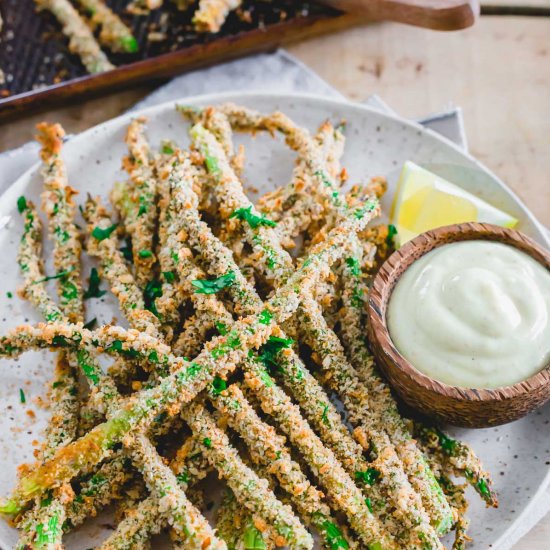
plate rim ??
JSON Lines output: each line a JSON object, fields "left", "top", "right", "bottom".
{"left": 1, "top": 90, "right": 548, "bottom": 549}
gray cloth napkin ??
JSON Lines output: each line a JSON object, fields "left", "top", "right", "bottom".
{"left": 0, "top": 49, "right": 547, "bottom": 548}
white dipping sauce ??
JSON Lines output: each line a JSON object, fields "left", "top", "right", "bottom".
{"left": 387, "top": 240, "right": 550, "bottom": 389}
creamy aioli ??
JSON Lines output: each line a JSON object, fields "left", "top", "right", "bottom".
{"left": 387, "top": 240, "right": 550, "bottom": 389}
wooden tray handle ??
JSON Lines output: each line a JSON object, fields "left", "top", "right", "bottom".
{"left": 318, "top": 0, "right": 480, "bottom": 30}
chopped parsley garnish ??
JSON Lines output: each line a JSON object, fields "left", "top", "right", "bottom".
{"left": 161, "top": 143, "right": 175, "bottom": 155}
{"left": 345, "top": 257, "right": 361, "bottom": 277}
{"left": 83, "top": 318, "right": 97, "bottom": 330}
{"left": 191, "top": 271, "right": 235, "bottom": 295}
{"left": 386, "top": 224, "right": 398, "bottom": 247}
{"left": 203, "top": 437, "right": 212, "bottom": 448}
{"left": 258, "top": 336, "right": 294, "bottom": 371}
{"left": 176, "top": 471, "right": 190, "bottom": 485}
{"left": 144, "top": 279, "right": 162, "bottom": 317}
{"left": 19, "top": 388, "right": 26, "bottom": 404}
{"left": 6, "top": 292, "right": 12, "bottom": 298}
{"left": 138, "top": 249, "right": 153, "bottom": 258}
{"left": 92, "top": 224, "right": 117, "bottom": 241}
{"left": 84, "top": 268, "right": 106, "bottom": 300}
{"left": 163, "top": 271, "right": 176, "bottom": 283}
{"left": 312, "top": 513, "right": 349, "bottom": 549}
{"left": 258, "top": 308, "right": 273, "bottom": 325}
{"left": 106, "top": 339, "right": 140, "bottom": 359}
{"left": 120, "top": 35, "right": 139, "bottom": 54}
{"left": 32, "top": 267, "right": 74, "bottom": 285}
{"left": 77, "top": 349, "right": 99, "bottom": 385}
{"left": 355, "top": 468, "right": 381, "bottom": 486}
{"left": 17, "top": 196, "right": 28, "bottom": 213}
{"left": 436, "top": 428, "right": 458, "bottom": 455}
{"left": 211, "top": 376, "right": 227, "bottom": 395}
{"left": 229, "top": 206, "right": 277, "bottom": 229}
{"left": 321, "top": 403, "right": 330, "bottom": 426}
{"left": 215, "top": 321, "right": 229, "bottom": 336}
{"left": 365, "top": 497, "right": 373, "bottom": 513}
{"left": 137, "top": 196, "right": 148, "bottom": 217}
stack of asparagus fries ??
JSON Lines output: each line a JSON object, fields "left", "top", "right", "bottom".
{"left": 33, "top": 0, "right": 248, "bottom": 75}
{"left": 0, "top": 103, "right": 497, "bottom": 549}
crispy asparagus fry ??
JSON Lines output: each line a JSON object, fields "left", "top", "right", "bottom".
{"left": 120, "top": 117, "right": 158, "bottom": 287}
{"left": 193, "top": 0, "right": 241, "bottom": 33}
{"left": 75, "top": 0, "right": 138, "bottom": 53}
{"left": 34, "top": 0, "right": 114, "bottom": 73}
{"left": 128, "top": 434, "right": 224, "bottom": 549}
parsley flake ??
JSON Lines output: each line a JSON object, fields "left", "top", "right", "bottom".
{"left": 17, "top": 196, "right": 28, "bottom": 214}
{"left": 258, "top": 309, "right": 273, "bottom": 325}
{"left": 312, "top": 513, "right": 349, "bottom": 550}
{"left": 386, "top": 224, "right": 398, "bottom": 247}
{"left": 144, "top": 279, "right": 162, "bottom": 317}
{"left": 92, "top": 224, "right": 117, "bottom": 241}
{"left": 355, "top": 468, "right": 381, "bottom": 486}
{"left": 345, "top": 257, "right": 361, "bottom": 277}
{"left": 163, "top": 271, "right": 176, "bottom": 283}
{"left": 84, "top": 268, "right": 106, "bottom": 299}
{"left": 19, "top": 388, "right": 26, "bottom": 404}
{"left": 211, "top": 376, "right": 227, "bottom": 395}
{"left": 229, "top": 206, "right": 277, "bottom": 229}
{"left": 192, "top": 271, "right": 235, "bottom": 295}
{"left": 258, "top": 336, "right": 294, "bottom": 371}
{"left": 32, "top": 267, "right": 74, "bottom": 285}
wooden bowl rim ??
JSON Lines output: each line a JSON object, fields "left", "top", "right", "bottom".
{"left": 368, "top": 222, "right": 550, "bottom": 403}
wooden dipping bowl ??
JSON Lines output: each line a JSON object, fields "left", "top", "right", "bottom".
{"left": 367, "top": 222, "right": 550, "bottom": 428}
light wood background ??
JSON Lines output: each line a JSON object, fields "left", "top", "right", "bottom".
{"left": 0, "top": 11, "right": 549, "bottom": 548}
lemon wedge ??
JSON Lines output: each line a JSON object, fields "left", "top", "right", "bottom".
{"left": 390, "top": 161, "right": 518, "bottom": 247}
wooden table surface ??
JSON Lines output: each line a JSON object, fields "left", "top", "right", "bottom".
{"left": 0, "top": 11, "right": 549, "bottom": 549}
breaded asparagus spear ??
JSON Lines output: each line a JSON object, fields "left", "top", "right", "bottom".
{"left": 75, "top": 0, "right": 138, "bottom": 53}
{"left": 34, "top": 0, "right": 114, "bottom": 73}
{"left": 83, "top": 196, "right": 162, "bottom": 338}
{"left": 119, "top": 117, "right": 158, "bottom": 287}
{"left": 128, "top": 433, "right": 225, "bottom": 549}
{"left": 37, "top": 123, "right": 84, "bottom": 323}
{"left": 193, "top": 0, "right": 241, "bottom": 33}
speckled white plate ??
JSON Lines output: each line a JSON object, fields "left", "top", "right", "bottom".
{"left": 0, "top": 92, "right": 548, "bottom": 550}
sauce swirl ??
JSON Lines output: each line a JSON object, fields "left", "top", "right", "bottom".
{"left": 387, "top": 240, "right": 550, "bottom": 389}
